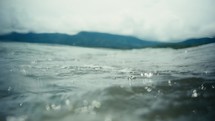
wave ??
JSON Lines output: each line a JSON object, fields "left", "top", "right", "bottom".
{"left": 0, "top": 42, "right": 214, "bottom": 121}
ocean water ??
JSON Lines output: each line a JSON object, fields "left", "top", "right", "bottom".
{"left": 0, "top": 41, "right": 215, "bottom": 121}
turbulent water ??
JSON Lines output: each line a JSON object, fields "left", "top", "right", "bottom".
{"left": 0, "top": 42, "right": 215, "bottom": 121}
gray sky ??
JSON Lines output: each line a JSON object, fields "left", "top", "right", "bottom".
{"left": 0, "top": 0, "right": 215, "bottom": 42}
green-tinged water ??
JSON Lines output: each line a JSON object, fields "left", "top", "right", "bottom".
{"left": 0, "top": 42, "right": 215, "bottom": 121}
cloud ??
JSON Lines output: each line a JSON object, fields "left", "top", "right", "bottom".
{"left": 0, "top": 0, "right": 215, "bottom": 42}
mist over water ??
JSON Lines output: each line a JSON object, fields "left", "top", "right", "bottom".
{"left": 0, "top": 42, "right": 215, "bottom": 121}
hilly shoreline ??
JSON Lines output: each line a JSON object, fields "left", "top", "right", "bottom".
{"left": 0, "top": 31, "right": 214, "bottom": 49}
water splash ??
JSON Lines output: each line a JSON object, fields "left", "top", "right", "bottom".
{"left": 144, "top": 72, "right": 153, "bottom": 78}
{"left": 191, "top": 89, "right": 198, "bottom": 98}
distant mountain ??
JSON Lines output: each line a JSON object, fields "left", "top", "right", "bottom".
{"left": 0, "top": 31, "right": 214, "bottom": 49}
{"left": 156, "top": 37, "right": 215, "bottom": 49}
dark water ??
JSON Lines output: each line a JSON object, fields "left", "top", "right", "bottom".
{"left": 0, "top": 42, "right": 215, "bottom": 121}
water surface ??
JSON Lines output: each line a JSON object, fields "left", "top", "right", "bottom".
{"left": 0, "top": 42, "right": 215, "bottom": 121}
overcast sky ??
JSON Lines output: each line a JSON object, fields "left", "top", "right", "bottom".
{"left": 0, "top": 0, "right": 215, "bottom": 42}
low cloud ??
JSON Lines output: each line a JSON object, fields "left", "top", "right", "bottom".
{"left": 0, "top": 0, "right": 215, "bottom": 42}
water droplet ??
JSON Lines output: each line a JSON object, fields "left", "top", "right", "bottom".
{"left": 46, "top": 105, "right": 50, "bottom": 111}
{"left": 31, "top": 60, "right": 37, "bottom": 64}
{"left": 201, "top": 84, "right": 206, "bottom": 90}
{"left": 191, "top": 90, "right": 198, "bottom": 98}
{"left": 144, "top": 72, "right": 153, "bottom": 78}
{"left": 65, "top": 99, "right": 70, "bottom": 105}
{"left": 8, "top": 86, "right": 12, "bottom": 92}
{"left": 92, "top": 100, "right": 101, "bottom": 109}
{"left": 192, "top": 110, "right": 196, "bottom": 113}
{"left": 145, "top": 86, "right": 152, "bottom": 92}
{"left": 80, "top": 106, "right": 88, "bottom": 113}
{"left": 128, "top": 76, "right": 136, "bottom": 80}
{"left": 212, "top": 85, "right": 215, "bottom": 89}
{"left": 120, "top": 85, "right": 124, "bottom": 88}
{"left": 22, "top": 69, "right": 27, "bottom": 75}
{"left": 19, "top": 103, "right": 23, "bottom": 107}
{"left": 129, "top": 80, "right": 132, "bottom": 86}
{"left": 6, "top": 115, "right": 27, "bottom": 121}
{"left": 168, "top": 80, "right": 172, "bottom": 86}
{"left": 140, "top": 73, "right": 144, "bottom": 77}
{"left": 51, "top": 104, "right": 61, "bottom": 110}
{"left": 105, "top": 115, "right": 112, "bottom": 121}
